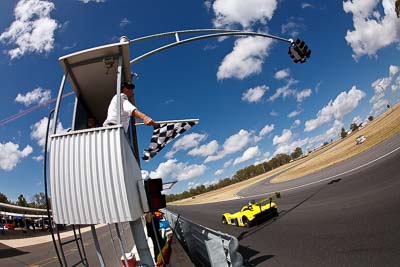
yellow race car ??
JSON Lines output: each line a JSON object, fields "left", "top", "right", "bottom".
{"left": 222, "top": 193, "right": 280, "bottom": 227}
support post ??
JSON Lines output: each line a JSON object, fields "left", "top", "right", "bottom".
{"left": 91, "top": 225, "right": 106, "bottom": 267}
{"left": 116, "top": 54, "right": 123, "bottom": 125}
{"left": 129, "top": 219, "right": 154, "bottom": 266}
{"left": 115, "top": 223, "right": 129, "bottom": 267}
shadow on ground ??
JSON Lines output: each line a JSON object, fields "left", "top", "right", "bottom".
{"left": 0, "top": 244, "right": 29, "bottom": 259}
{"left": 239, "top": 245, "right": 274, "bottom": 266}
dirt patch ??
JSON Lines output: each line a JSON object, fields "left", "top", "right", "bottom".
{"left": 272, "top": 103, "right": 400, "bottom": 183}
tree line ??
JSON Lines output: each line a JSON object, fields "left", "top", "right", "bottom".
{"left": 0, "top": 192, "right": 48, "bottom": 210}
{"left": 166, "top": 148, "right": 303, "bottom": 203}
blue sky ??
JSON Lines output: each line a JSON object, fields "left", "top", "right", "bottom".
{"left": 0, "top": 0, "right": 399, "bottom": 200}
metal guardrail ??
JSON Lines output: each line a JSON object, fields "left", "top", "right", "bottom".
{"left": 163, "top": 209, "right": 243, "bottom": 267}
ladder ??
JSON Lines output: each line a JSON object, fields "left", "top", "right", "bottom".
{"left": 43, "top": 110, "right": 89, "bottom": 267}
{"left": 53, "top": 224, "right": 89, "bottom": 267}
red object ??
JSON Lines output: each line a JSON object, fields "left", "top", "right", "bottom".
{"left": 5, "top": 223, "right": 14, "bottom": 230}
{"left": 121, "top": 253, "right": 136, "bottom": 267}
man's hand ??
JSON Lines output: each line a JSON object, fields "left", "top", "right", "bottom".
{"left": 133, "top": 109, "right": 158, "bottom": 126}
{"left": 143, "top": 116, "right": 158, "bottom": 126}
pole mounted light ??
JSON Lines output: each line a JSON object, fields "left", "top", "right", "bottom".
{"left": 288, "top": 38, "right": 312, "bottom": 64}
{"left": 144, "top": 178, "right": 166, "bottom": 212}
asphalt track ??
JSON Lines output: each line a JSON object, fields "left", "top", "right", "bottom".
{"left": 169, "top": 133, "right": 400, "bottom": 266}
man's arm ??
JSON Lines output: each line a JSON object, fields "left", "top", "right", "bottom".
{"left": 132, "top": 109, "right": 157, "bottom": 126}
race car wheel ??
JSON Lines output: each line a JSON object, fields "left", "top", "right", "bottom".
{"left": 222, "top": 216, "right": 227, "bottom": 224}
{"left": 272, "top": 208, "right": 278, "bottom": 217}
{"left": 242, "top": 216, "right": 250, "bottom": 228}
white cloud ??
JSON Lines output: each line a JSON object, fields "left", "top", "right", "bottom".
{"left": 187, "top": 181, "right": 195, "bottom": 189}
{"left": 219, "top": 129, "right": 252, "bottom": 155}
{"left": 205, "top": 129, "right": 252, "bottom": 163}
{"left": 296, "top": 88, "right": 312, "bottom": 102}
{"left": 281, "top": 17, "right": 305, "bottom": 38}
{"left": 315, "top": 81, "right": 322, "bottom": 93}
{"left": 0, "top": 142, "right": 32, "bottom": 171}
{"left": 389, "top": 65, "right": 399, "bottom": 76}
{"left": 204, "top": 43, "right": 218, "bottom": 51}
{"left": 0, "top": 0, "right": 58, "bottom": 59}
{"left": 63, "top": 42, "right": 77, "bottom": 51}
{"left": 273, "top": 129, "right": 293, "bottom": 146}
{"left": 15, "top": 87, "right": 51, "bottom": 107}
{"left": 269, "top": 78, "right": 298, "bottom": 101}
{"left": 370, "top": 96, "right": 388, "bottom": 115}
{"left": 259, "top": 124, "right": 274, "bottom": 137}
{"left": 79, "top": 0, "right": 105, "bottom": 3}
{"left": 204, "top": 0, "right": 212, "bottom": 11}
{"left": 293, "top": 119, "right": 301, "bottom": 127}
{"left": 254, "top": 151, "right": 271, "bottom": 165}
{"left": 120, "top": 18, "right": 131, "bottom": 27}
{"left": 59, "top": 21, "right": 69, "bottom": 33}
{"left": 332, "top": 86, "right": 366, "bottom": 119}
{"left": 274, "top": 137, "right": 309, "bottom": 156}
{"left": 392, "top": 76, "right": 400, "bottom": 92}
{"left": 32, "top": 155, "right": 44, "bottom": 161}
{"left": 274, "top": 68, "right": 290, "bottom": 80}
{"left": 305, "top": 86, "right": 366, "bottom": 132}
{"left": 352, "top": 115, "right": 362, "bottom": 125}
{"left": 164, "top": 99, "right": 175, "bottom": 105}
{"left": 287, "top": 110, "right": 301, "bottom": 118}
{"left": 306, "top": 120, "right": 344, "bottom": 150}
{"left": 166, "top": 133, "right": 207, "bottom": 158}
{"left": 301, "top": 3, "right": 313, "bottom": 9}
{"left": 369, "top": 64, "right": 400, "bottom": 115}
{"left": 233, "top": 146, "right": 260, "bottom": 165}
{"left": 270, "top": 76, "right": 311, "bottom": 102}
{"left": 188, "top": 140, "right": 219, "bottom": 157}
{"left": 242, "top": 85, "right": 268, "bottom": 103}
{"left": 343, "top": 0, "right": 400, "bottom": 59}
{"left": 217, "top": 36, "right": 274, "bottom": 80}
{"left": 150, "top": 159, "right": 207, "bottom": 181}
{"left": 203, "top": 178, "right": 220, "bottom": 187}
{"left": 30, "top": 117, "right": 65, "bottom": 150}
{"left": 214, "top": 169, "right": 224, "bottom": 175}
{"left": 212, "top": 0, "right": 278, "bottom": 29}
{"left": 223, "top": 159, "right": 233, "bottom": 168}
{"left": 372, "top": 77, "right": 391, "bottom": 94}
{"left": 269, "top": 110, "right": 278, "bottom": 116}
{"left": 187, "top": 181, "right": 201, "bottom": 189}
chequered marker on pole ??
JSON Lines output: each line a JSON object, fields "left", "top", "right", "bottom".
{"left": 142, "top": 121, "right": 198, "bottom": 161}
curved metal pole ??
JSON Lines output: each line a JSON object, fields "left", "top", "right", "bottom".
{"left": 129, "top": 28, "right": 242, "bottom": 44}
{"left": 43, "top": 109, "right": 64, "bottom": 267}
{"left": 130, "top": 30, "right": 292, "bottom": 64}
{"left": 53, "top": 73, "right": 68, "bottom": 134}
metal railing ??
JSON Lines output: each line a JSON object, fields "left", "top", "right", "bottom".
{"left": 163, "top": 209, "right": 243, "bottom": 267}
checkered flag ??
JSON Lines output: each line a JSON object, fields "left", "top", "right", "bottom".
{"left": 142, "top": 120, "right": 199, "bottom": 161}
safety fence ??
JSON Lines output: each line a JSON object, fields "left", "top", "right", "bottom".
{"left": 163, "top": 209, "right": 243, "bottom": 267}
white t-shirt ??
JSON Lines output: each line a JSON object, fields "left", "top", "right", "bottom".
{"left": 103, "top": 93, "right": 136, "bottom": 132}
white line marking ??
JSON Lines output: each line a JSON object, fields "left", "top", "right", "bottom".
{"left": 243, "top": 145, "right": 400, "bottom": 199}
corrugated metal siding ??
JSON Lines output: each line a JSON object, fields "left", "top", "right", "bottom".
{"left": 50, "top": 127, "right": 143, "bottom": 224}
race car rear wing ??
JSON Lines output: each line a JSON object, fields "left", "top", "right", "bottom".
{"left": 255, "top": 192, "right": 281, "bottom": 207}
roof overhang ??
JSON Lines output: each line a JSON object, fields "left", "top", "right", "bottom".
{"left": 59, "top": 40, "right": 131, "bottom": 122}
